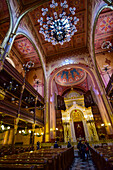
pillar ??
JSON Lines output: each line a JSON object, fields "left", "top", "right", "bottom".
{"left": 12, "top": 117, "right": 19, "bottom": 146}
{"left": 44, "top": 79, "right": 50, "bottom": 142}
{"left": 70, "top": 120, "right": 76, "bottom": 142}
{"left": 32, "top": 123, "right": 35, "bottom": 147}
{"left": 82, "top": 119, "right": 90, "bottom": 141}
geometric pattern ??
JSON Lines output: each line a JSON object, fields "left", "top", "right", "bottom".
{"left": 55, "top": 68, "right": 86, "bottom": 86}
{"left": 95, "top": 10, "right": 113, "bottom": 54}
{"left": 13, "top": 36, "right": 41, "bottom": 64}
{"left": 14, "top": 38, "right": 33, "bottom": 55}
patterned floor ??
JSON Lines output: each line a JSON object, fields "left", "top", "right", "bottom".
{"left": 69, "top": 150, "right": 97, "bottom": 170}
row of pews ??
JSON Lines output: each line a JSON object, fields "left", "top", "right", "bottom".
{"left": 0, "top": 146, "right": 34, "bottom": 157}
{"left": 0, "top": 147, "right": 74, "bottom": 169}
{"left": 90, "top": 145, "right": 113, "bottom": 170}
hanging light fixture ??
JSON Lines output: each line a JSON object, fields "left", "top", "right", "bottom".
{"left": 38, "top": 0, "right": 79, "bottom": 45}
{"left": 101, "top": 41, "right": 113, "bottom": 52}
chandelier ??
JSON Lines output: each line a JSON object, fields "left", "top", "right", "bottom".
{"left": 38, "top": 0, "right": 79, "bottom": 45}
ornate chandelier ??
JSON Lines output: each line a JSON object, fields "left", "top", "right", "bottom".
{"left": 38, "top": 0, "right": 79, "bottom": 45}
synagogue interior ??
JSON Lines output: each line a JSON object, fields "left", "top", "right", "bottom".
{"left": 0, "top": 0, "right": 113, "bottom": 169}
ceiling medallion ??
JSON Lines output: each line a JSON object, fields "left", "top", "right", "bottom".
{"left": 38, "top": 0, "right": 79, "bottom": 45}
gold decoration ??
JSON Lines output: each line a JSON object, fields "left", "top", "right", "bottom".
{"left": 0, "top": 89, "right": 5, "bottom": 100}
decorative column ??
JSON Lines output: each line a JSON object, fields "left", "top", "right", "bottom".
{"left": 82, "top": 118, "right": 90, "bottom": 141}
{"left": 12, "top": 117, "right": 19, "bottom": 146}
{"left": 32, "top": 124, "right": 36, "bottom": 147}
{"left": 63, "top": 123, "right": 67, "bottom": 142}
{"left": 44, "top": 79, "right": 50, "bottom": 142}
{"left": 50, "top": 94, "right": 56, "bottom": 141}
{"left": 70, "top": 120, "right": 76, "bottom": 142}
{"left": 0, "top": 32, "right": 16, "bottom": 71}
{"left": 93, "top": 69, "right": 113, "bottom": 133}
{"left": 63, "top": 122, "right": 70, "bottom": 142}
{"left": 34, "top": 96, "right": 38, "bottom": 123}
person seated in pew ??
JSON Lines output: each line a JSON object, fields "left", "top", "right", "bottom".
{"left": 67, "top": 141, "right": 71, "bottom": 148}
{"left": 54, "top": 141, "right": 59, "bottom": 148}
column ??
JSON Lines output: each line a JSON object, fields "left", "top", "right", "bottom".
{"left": 63, "top": 124, "right": 67, "bottom": 142}
{"left": 82, "top": 119, "right": 90, "bottom": 141}
{"left": 12, "top": 117, "right": 19, "bottom": 146}
{"left": 31, "top": 123, "right": 35, "bottom": 147}
{"left": 34, "top": 96, "right": 38, "bottom": 123}
{"left": 44, "top": 79, "right": 50, "bottom": 142}
{"left": 70, "top": 120, "right": 76, "bottom": 142}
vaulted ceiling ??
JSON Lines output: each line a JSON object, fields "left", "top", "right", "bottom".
{"left": 28, "top": 0, "right": 87, "bottom": 57}
{"left": 95, "top": 8, "right": 113, "bottom": 54}
{"left": 0, "top": 0, "right": 113, "bottom": 69}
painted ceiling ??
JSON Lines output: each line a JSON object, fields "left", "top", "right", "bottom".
{"left": 13, "top": 35, "right": 41, "bottom": 65}
{"left": 0, "top": 0, "right": 10, "bottom": 42}
{"left": 56, "top": 78, "right": 88, "bottom": 96}
{"left": 95, "top": 9, "right": 113, "bottom": 54}
{"left": 55, "top": 68, "right": 86, "bottom": 86}
{"left": 0, "top": 0, "right": 113, "bottom": 68}
{"left": 29, "top": 0, "right": 87, "bottom": 57}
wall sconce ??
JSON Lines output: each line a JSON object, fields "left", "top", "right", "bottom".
{"left": 107, "top": 123, "right": 111, "bottom": 126}
{"left": 34, "top": 132, "right": 44, "bottom": 137}
{"left": 19, "top": 127, "right": 29, "bottom": 136}
{"left": 100, "top": 123, "right": 110, "bottom": 127}
{"left": 0, "top": 121, "right": 10, "bottom": 133}
{"left": 102, "top": 65, "right": 111, "bottom": 79}
{"left": 101, "top": 123, "right": 105, "bottom": 127}
{"left": 50, "top": 128, "right": 53, "bottom": 131}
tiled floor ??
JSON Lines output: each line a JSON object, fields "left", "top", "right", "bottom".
{"left": 69, "top": 150, "right": 97, "bottom": 170}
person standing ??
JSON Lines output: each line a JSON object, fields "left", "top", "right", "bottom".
{"left": 37, "top": 141, "right": 40, "bottom": 150}
{"left": 85, "top": 140, "right": 90, "bottom": 160}
{"left": 77, "top": 140, "right": 82, "bottom": 158}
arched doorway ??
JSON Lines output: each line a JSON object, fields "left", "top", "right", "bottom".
{"left": 71, "top": 109, "right": 85, "bottom": 141}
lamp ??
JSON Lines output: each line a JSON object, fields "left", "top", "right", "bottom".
{"left": 34, "top": 132, "right": 44, "bottom": 137}
{"left": 102, "top": 65, "right": 111, "bottom": 79}
{"left": 22, "top": 61, "right": 34, "bottom": 72}
{"left": 3, "top": 79, "right": 18, "bottom": 91}
{"left": 38, "top": 0, "right": 79, "bottom": 45}
{"left": 101, "top": 41, "right": 113, "bottom": 52}
{"left": 19, "top": 127, "right": 30, "bottom": 136}
{"left": 37, "top": 104, "right": 45, "bottom": 110}
{"left": 0, "top": 121, "right": 10, "bottom": 133}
